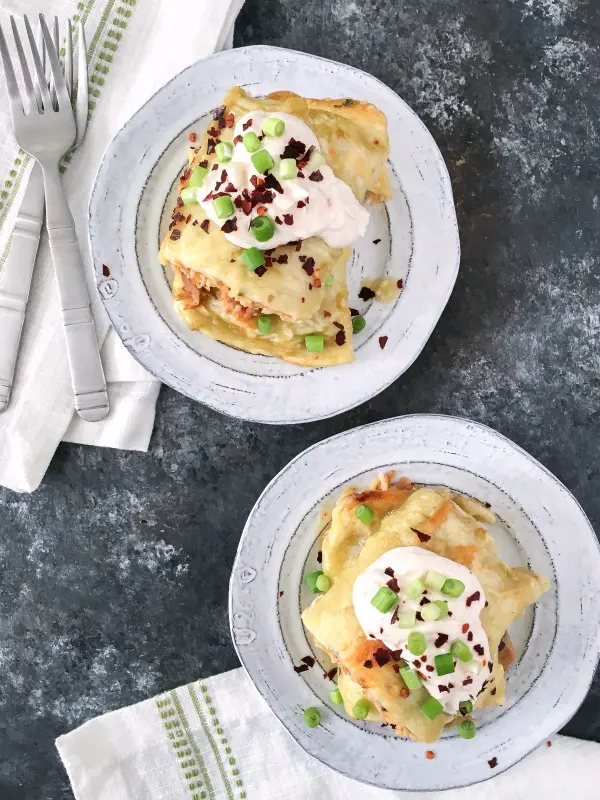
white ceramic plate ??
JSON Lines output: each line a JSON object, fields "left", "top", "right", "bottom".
{"left": 229, "top": 414, "right": 600, "bottom": 791}
{"left": 89, "top": 45, "right": 460, "bottom": 423}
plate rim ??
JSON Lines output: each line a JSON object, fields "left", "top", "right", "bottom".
{"left": 229, "top": 412, "right": 600, "bottom": 790}
{"left": 88, "top": 44, "right": 461, "bottom": 424}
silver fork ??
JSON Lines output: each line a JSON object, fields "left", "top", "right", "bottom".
{"left": 0, "top": 18, "right": 88, "bottom": 414}
{"left": 0, "top": 13, "right": 108, "bottom": 422}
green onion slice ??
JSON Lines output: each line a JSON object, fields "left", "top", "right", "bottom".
{"left": 396, "top": 611, "right": 416, "bottom": 629}
{"left": 425, "top": 570, "right": 446, "bottom": 591}
{"left": 370, "top": 586, "right": 397, "bottom": 613}
{"left": 434, "top": 652, "right": 455, "bottom": 676}
{"left": 451, "top": 640, "right": 473, "bottom": 662}
{"left": 316, "top": 574, "right": 332, "bottom": 593}
{"left": 433, "top": 600, "right": 449, "bottom": 619}
{"left": 330, "top": 689, "right": 343, "bottom": 705}
{"left": 420, "top": 696, "right": 443, "bottom": 721}
{"left": 355, "top": 504, "right": 374, "bottom": 524}
{"left": 441, "top": 578, "right": 465, "bottom": 598}
{"left": 188, "top": 165, "right": 209, "bottom": 187}
{"left": 405, "top": 578, "right": 426, "bottom": 601}
{"left": 243, "top": 131, "right": 261, "bottom": 152}
{"left": 466, "top": 659, "right": 483, "bottom": 675}
{"left": 352, "top": 315, "right": 366, "bottom": 334}
{"left": 213, "top": 195, "right": 234, "bottom": 219}
{"left": 305, "top": 571, "right": 323, "bottom": 594}
{"left": 399, "top": 667, "right": 423, "bottom": 690}
{"left": 352, "top": 698, "right": 370, "bottom": 719}
{"left": 459, "top": 700, "right": 473, "bottom": 716}
{"left": 180, "top": 187, "right": 199, "bottom": 205}
{"left": 421, "top": 602, "right": 441, "bottom": 622}
{"left": 215, "top": 142, "right": 233, "bottom": 163}
{"left": 305, "top": 334, "right": 325, "bottom": 352}
{"left": 304, "top": 707, "right": 321, "bottom": 728}
{"left": 242, "top": 247, "right": 265, "bottom": 271}
{"left": 250, "top": 215, "right": 275, "bottom": 242}
{"left": 458, "top": 719, "right": 476, "bottom": 739}
{"left": 257, "top": 314, "right": 272, "bottom": 334}
{"left": 251, "top": 149, "right": 275, "bottom": 174}
{"left": 279, "top": 157, "right": 298, "bottom": 179}
{"left": 407, "top": 632, "right": 426, "bottom": 656}
{"left": 262, "top": 117, "right": 286, "bottom": 136}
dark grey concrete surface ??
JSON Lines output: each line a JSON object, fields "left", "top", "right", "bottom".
{"left": 1, "top": 1, "right": 599, "bottom": 797}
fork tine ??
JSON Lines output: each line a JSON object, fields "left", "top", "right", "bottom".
{"left": 33, "top": 23, "right": 45, "bottom": 111}
{"left": 23, "top": 15, "right": 53, "bottom": 111}
{"left": 74, "top": 20, "right": 88, "bottom": 145}
{"left": 38, "top": 14, "right": 70, "bottom": 109}
{"left": 65, "top": 19, "right": 73, "bottom": 101}
{"left": 10, "top": 17, "right": 37, "bottom": 113}
{"left": 48, "top": 15, "right": 59, "bottom": 109}
{"left": 0, "top": 20, "right": 24, "bottom": 115}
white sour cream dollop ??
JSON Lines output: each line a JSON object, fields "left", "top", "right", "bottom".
{"left": 352, "top": 547, "right": 492, "bottom": 714}
{"left": 199, "top": 111, "right": 369, "bottom": 250}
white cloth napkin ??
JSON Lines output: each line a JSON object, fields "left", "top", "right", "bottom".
{"left": 0, "top": 0, "right": 245, "bottom": 493}
{"left": 56, "top": 666, "right": 600, "bottom": 800}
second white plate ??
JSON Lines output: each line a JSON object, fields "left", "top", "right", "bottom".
{"left": 89, "top": 45, "right": 460, "bottom": 423}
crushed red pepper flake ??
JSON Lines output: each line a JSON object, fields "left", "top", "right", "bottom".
{"left": 397, "top": 278, "right": 404, "bottom": 289}
{"left": 462, "top": 623, "right": 470, "bottom": 633}
{"left": 547, "top": 740, "right": 552, "bottom": 747}
{"left": 301, "top": 656, "right": 315, "bottom": 667}
{"left": 411, "top": 527, "right": 431, "bottom": 543}
{"left": 413, "top": 659, "right": 421, "bottom": 668}
{"left": 293, "top": 664, "right": 309, "bottom": 673}
{"left": 393, "top": 663, "right": 400, "bottom": 673}
{"left": 426, "top": 665, "right": 435, "bottom": 672}
{"left": 218, "top": 116, "right": 226, "bottom": 129}
{"left": 254, "top": 266, "right": 267, "bottom": 277}
{"left": 373, "top": 238, "right": 381, "bottom": 244}
{"left": 333, "top": 321, "right": 344, "bottom": 330}
{"left": 302, "top": 257, "right": 316, "bottom": 276}
{"left": 233, "top": 135, "right": 243, "bottom": 145}
{"left": 283, "top": 213, "right": 294, "bottom": 225}
{"left": 419, "top": 596, "right": 431, "bottom": 606}
{"left": 225, "top": 113, "right": 235, "bottom": 128}
{"left": 467, "top": 631, "right": 474, "bottom": 642}
{"left": 279, "top": 591, "right": 284, "bottom": 597}
{"left": 400, "top": 688, "right": 410, "bottom": 699}
{"left": 265, "top": 173, "right": 284, "bottom": 194}
{"left": 309, "top": 169, "right": 324, "bottom": 182}
{"left": 390, "top": 607, "right": 400, "bottom": 625}
{"left": 358, "top": 286, "right": 376, "bottom": 301}
{"left": 379, "top": 336, "right": 389, "bottom": 350}
{"left": 438, "top": 685, "right": 450, "bottom": 694}
{"left": 207, "top": 139, "right": 217, "bottom": 154}
{"left": 498, "top": 639, "right": 506, "bottom": 651}
{"left": 177, "top": 196, "right": 184, "bottom": 207}
{"left": 211, "top": 104, "right": 225, "bottom": 120}
{"left": 386, "top": 577, "right": 400, "bottom": 592}
{"left": 242, "top": 118, "right": 253, "bottom": 131}
{"left": 384, "top": 567, "right": 395, "bottom": 577}
{"left": 373, "top": 648, "right": 391, "bottom": 667}
{"left": 463, "top": 676, "right": 473, "bottom": 685}
{"left": 416, "top": 611, "right": 423, "bottom": 621}
{"left": 491, "top": 688, "right": 497, "bottom": 695}
{"left": 297, "top": 200, "right": 306, "bottom": 208}
{"left": 182, "top": 168, "right": 191, "bottom": 181}
{"left": 434, "top": 633, "right": 449, "bottom": 648}
{"left": 188, "top": 132, "right": 197, "bottom": 142}
{"left": 474, "top": 644, "right": 484, "bottom": 656}
{"left": 170, "top": 228, "right": 181, "bottom": 241}
{"left": 221, "top": 217, "right": 238, "bottom": 233}
{"left": 316, "top": 550, "right": 322, "bottom": 563}
{"left": 466, "top": 591, "right": 481, "bottom": 607}
{"left": 350, "top": 308, "right": 360, "bottom": 316}
{"left": 323, "top": 310, "right": 331, "bottom": 317}
{"left": 102, "top": 264, "right": 110, "bottom": 277}
{"left": 326, "top": 667, "right": 338, "bottom": 681}
{"left": 207, "top": 127, "right": 220, "bottom": 138}
{"left": 425, "top": 750, "right": 435, "bottom": 760}
{"left": 363, "top": 660, "right": 373, "bottom": 669}
{"left": 488, "top": 758, "right": 498, "bottom": 769}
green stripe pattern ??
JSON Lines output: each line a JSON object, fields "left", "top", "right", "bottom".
{"left": 156, "top": 683, "right": 246, "bottom": 800}
{"left": 0, "top": 0, "right": 137, "bottom": 271}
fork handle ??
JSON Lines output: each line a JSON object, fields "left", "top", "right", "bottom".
{"left": 0, "top": 163, "right": 44, "bottom": 412}
{"left": 41, "top": 164, "right": 109, "bottom": 422}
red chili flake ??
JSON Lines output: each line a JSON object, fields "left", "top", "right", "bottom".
{"left": 297, "top": 171, "right": 305, "bottom": 179}
{"left": 467, "top": 631, "right": 474, "bottom": 642}
{"left": 374, "top": 648, "right": 391, "bottom": 667}
{"left": 379, "top": 627, "right": 383, "bottom": 634}
{"left": 218, "top": 116, "right": 226, "bottom": 129}
{"left": 302, "top": 257, "right": 315, "bottom": 276}
{"left": 298, "top": 255, "right": 307, "bottom": 262}
{"left": 400, "top": 687, "right": 410, "bottom": 699}
{"left": 207, "top": 138, "right": 217, "bottom": 154}
{"left": 308, "top": 284, "right": 313, "bottom": 291}
{"left": 438, "top": 685, "right": 450, "bottom": 694}
{"left": 390, "top": 607, "right": 400, "bottom": 625}
{"left": 314, "top": 278, "right": 322, "bottom": 288}
{"left": 393, "top": 664, "right": 400, "bottom": 673}
{"left": 426, "top": 665, "right": 435, "bottom": 672}
{"left": 177, "top": 196, "right": 184, "bottom": 207}
{"left": 265, "top": 173, "right": 284, "bottom": 194}
{"left": 293, "top": 664, "right": 309, "bottom": 673}
{"left": 485, "top": 600, "right": 489, "bottom": 607}
{"left": 424, "top": 750, "right": 435, "bottom": 762}
{"left": 301, "top": 656, "right": 315, "bottom": 667}
{"left": 326, "top": 667, "right": 338, "bottom": 680}
{"left": 488, "top": 661, "right": 494, "bottom": 672}
{"left": 413, "top": 659, "right": 421, "bottom": 668}
{"left": 264, "top": 256, "right": 273, "bottom": 267}
{"left": 462, "top": 623, "right": 470, "bottom": 633}
{"left": 349, "top": 308, "right": 360, "bottom": 316}
{"left": 192, "top": 219, "right": 199, "bottom": 227}
{"left": 411, "top": 527, "right": 431, "bottom": 543}
{"left": 221, "top": 218, "right": 238, "bottom": 233}
{"left": 188, "top": 132, "right": 197, "bottom": 143}
{"left": 301, "top": 298, "right": 305, "bottom": 303}
{"left": 254, "top": 266, "right": 267, "bottom": 277}
{"left": 386, "top": 577, "right": 399, "bottom": 592}
{"left": 295, "top": 241, "right": 302, "bottom": 251}
{"left": 333, "top": 321, "right": 344, "bottom": 330}
{"left": 279, "top": 591, "right": 284, "bottom": 597}
{"left": 397, "top": 278, "right": 404, "bottom": 289}
{"left": 170, "top": 229, "right": 181, "bottom": 240}
{"left": 212, "top": 164, "right": 219, "bottom": 171}
{"left": 421, "top": 655, "right": 427, "bottom": 662}
{"left": 498, "top": 639, "right": 506, "bottom": 652}
{"left": 297, "top": 200, "right": 306, "bottom": 209}
{"left": 207, "top": 127, "right": 220, "bottom": 138}
{"left": 419, "top": 596, "right": 431, "bottom": 606}
{"left": 102, "top": 264, "right": 110, "bottom": 277}
{"left": 384, "top": 567, "right": 394, "bottom": 577}
{"left": 474, "top": 644, "right": 484, "bottom": 656}
{"left": 256, "top": 206, "right": 267, "bottom": 216}
{"left": 483, "top": 659, "right": 487, "bottom": 667}
{"left": 182, "top": 168, "right": 191, "bottom": 182}
{"left": 282, "top": 213, "right": 293, "bottom": 226}
{"left": 434, "top": 633, "right": 449, "bottom": 648}
{"left": 463, "top": 676, "right": 473, "bottom": 685}
{"left": 281, "top": 138, "right": 306, "bottom": 160}
{"left": 211, "top": 105, "right": 225, "bottom": 120}
{"left": 488, "top": 758, "right": 498, "bottom": 769}
{"left": 242, "top": 118, "right": 253, "bottom": 131}
{"left": 415, "top": 611, "right": 423, "bottom": 621}
{"left": 278, "top": 254, "right": 289, "bottom": 264}
{"left": 309, "top": 169, "right": 324, "bottom": 182}
{"left": 358, "top": 286, "right": 376, "bottom": 301}
{"left": 491, "top": 688, "right": 497, "bottom": 696}
{"left": 447, "top": 683, "right": 454, "bottom": 689}
{"left": 379, "top": 336, "right": 389, "bottom": 350}
{"left": 224, "top": 182, "right": 236, "bottom": 193}
{"left": 297, "top": 145, "right": 314, "bottom": 169}
{"left": 466, "top": 591, "right": 481, "bottom": 607}
{"left": 363, "top": 660, "right": 373, "bottom": 669}
{"left": 547, "top": 740, "right": 552, "bottom": 747}
{"left": 225, "top": 113, "right": 235, "bottom": 128}
{"left": 390, "top": 649, "right": 403, "bottom": 662}
{"left": 373, "top": 238, "right": 381, "bottom": 244}
{"left": 275, "top": 216, "right": 283, "bottom": 225}
{"left": 368, "top": 633, "right": 375, "bottom": 638}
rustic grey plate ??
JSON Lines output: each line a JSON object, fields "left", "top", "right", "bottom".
{"left": 89, "top": 45, "right": 460, "bottom": 423}
{"left": 229, "top": 414, "right": 600, "bottom": 791}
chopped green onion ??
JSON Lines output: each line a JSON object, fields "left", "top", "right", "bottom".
{"left": 451, "top": 640, "right": 473, "bottom": 662}
{"left": 441, "top": 578, "right": 465, "bottom": 598}
{"left": 308, "top": 149, "right": 325, "bottom": 171}
{"left": 181, "top": 187, "right": 199, "bottom": 205}
{"left": 355, "top": 504, "right": 374, "bottom": 524}
{"left": 407, "top": 632, "right": 426, "bottom": 656}
{"left": 370, "top": 586, "right": 397, "bottom": 613}
{"left": 325, "top": 274, "right": 334, "bottom": 287}
{"left": 251, "top": 149, "right": 275, "bottom": 174}
{"left": 421, "top": 602, "right": 442, "bottom": 622}
{"left": 420, "top": 696, "right": 444, "bottom": 721}
{"left": 305, "top": 571, "right": 323, "bottom": 594}
{"left": 262, "top": 116, "right": 286, "bottom": 136}
{"left": 257, "top": 315, "right": 272, "bottom": 334}
{"left": 242, "top": 247, "right": 265, "bottom": 271}
{"left": 304, "top": 707, "right": 321, "bottom": 728}
{"left": 466, "top": 659, "right": 483, "bottom": 675}
{"left": 405, "top": 578, "right": 426, "bottom": 601}
{"left": 352, "top": 315, "right": 366, "bottom": 334}
{"left": 425, "top": 570, "right": 446, "bottom": 591}
{"left": 316, "top": 574, "right": 332, "bottom": 592}
{"left": 330, "top": 689, "right": 343, "bottom": 705}
{"left": 188, "top": 165, "right": 209, "bottom": 187}
{"left": 215, "top": 141, "right": 233, "bottom": 163}
{"left": 399, "top": 667, "right": 423, "bottom": 690}
{"left": 458, "top": 719, "right": 476, "bottom": 740}
{"left": 243, "top": 131, "right": 261, "bottom": 152}
{"left": 305, "top": 334, "right": 325, "bottom": 352}
{"left": 459, "top": 700, "right": 473, "bottom": 716}
{"left": 434, "top": 653, "right": 455, "bottom": 676}
{"left": 352, "top": 698, "right": 370, "bottom": 719}
{"left": 213, "top": 195, "right": 234, "bottom": 219}
{"left": 279, "top": 157, "right": 298, "bottom": 179}
{"left": 396, "top": 611, "right": 417, "bottom": 628}
{"left": 433, "top": 600, "right": 449, "bottom": 619}
{"left": 250, "top": 215, "right": 275, "bottom": 242}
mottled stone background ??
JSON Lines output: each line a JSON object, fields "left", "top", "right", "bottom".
{"left": 1, "top": 0, "right": 599, "bottom": 797}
